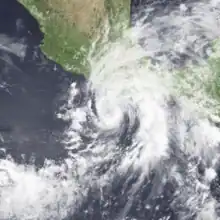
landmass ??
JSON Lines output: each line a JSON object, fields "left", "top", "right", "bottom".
{"left": 19, "top": 0, "right": 130, "bottom": 75}
{"left": 18, "top": 0, "right": 220, "bottom": 111}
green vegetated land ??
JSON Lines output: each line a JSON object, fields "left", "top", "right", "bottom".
{"left": 18, "top": 0, "right": 220, "bottom": 111}
{"left": 19, "top": 0, "right": 130, "bottom": 76}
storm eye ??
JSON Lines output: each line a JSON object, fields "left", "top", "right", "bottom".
{"left": 118, "top": 109, "right": 140, "bottom": 147}
{"left": 197, "top": 161, "right": 205, "bottom": 176}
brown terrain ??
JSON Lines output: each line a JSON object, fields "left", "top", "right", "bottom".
{"left": 46, "top": 0, "right": 108, "bottom": 38}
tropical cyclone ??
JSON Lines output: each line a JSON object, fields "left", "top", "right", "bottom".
{"left": 1, "top": 1, "right": 220, "bottom": 220}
